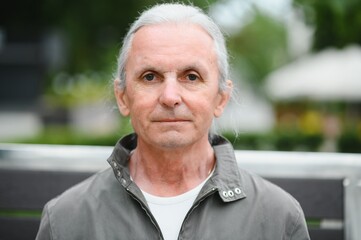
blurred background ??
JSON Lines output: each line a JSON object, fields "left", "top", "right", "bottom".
{"left": 0, "top": 0, "right": 360, "bottom": 153}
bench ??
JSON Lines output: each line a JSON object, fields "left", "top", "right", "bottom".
{"left": 0, "top": 169, "right": 94, "bottom": 240}
{"left": 267, "top": 177, "right": 344, "bottom": 240}
{"left": 0, "top": 169, "right": 344, "bottom": 240}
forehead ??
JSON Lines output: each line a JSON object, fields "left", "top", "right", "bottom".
{"left": 128, "top": 23, "right": 217, "bottom": 69}
{"left": 132, "top": 22, "right": 214, "bottom": 47}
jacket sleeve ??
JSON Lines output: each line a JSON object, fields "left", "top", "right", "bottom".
{"left": 35, "top": 203, "right": 53, "bottom": 240}
{"left": 290, "top": 205, "right": 311, "bottom": 240}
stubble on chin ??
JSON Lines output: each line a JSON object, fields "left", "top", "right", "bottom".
{"left": 147, "top": 130, "right": 193, "bottom": 150}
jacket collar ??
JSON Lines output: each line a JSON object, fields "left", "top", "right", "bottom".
{"left": 107, "top": 133, "right": 246, "bottom": 203}
{"left": 206, "top": 134, "right": 246, "bottom": 202}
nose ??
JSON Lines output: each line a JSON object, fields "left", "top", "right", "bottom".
{"left": 159, "top": 78, "right": 182, "bottom": 108}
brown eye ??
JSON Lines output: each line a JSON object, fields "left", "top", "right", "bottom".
{"left": 144, "top": 73, "right": 155, "bottom": 81}
{"left": 187, "top": 74, "right": 198, "bottom": 81}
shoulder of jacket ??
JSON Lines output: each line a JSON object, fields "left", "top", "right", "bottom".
{"left": 238, "top": 167, "right": 302, "bottom": 212}
{"left": 46, "top": 168, "right": 114, "bottom": 212}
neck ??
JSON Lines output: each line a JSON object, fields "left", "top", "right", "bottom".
{"left": 129, "top": 137, "right": 215, "bottom": 197}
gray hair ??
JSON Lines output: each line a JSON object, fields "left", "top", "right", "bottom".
{"left": 115, "top": 3, "right": 229, "bottom": 91}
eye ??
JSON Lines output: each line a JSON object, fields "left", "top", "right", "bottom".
{"left": 187, "top": 73, "right": 199, "bottom": 81}
{"left": 144, "top": 73, "right": 155, "bottom": 81}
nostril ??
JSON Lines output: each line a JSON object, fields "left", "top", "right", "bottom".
{"left": 160, "top": 95, "right": 182, "bottom": 108}
{"left": 159, "top": 82, "right": 182, "bottom": 107}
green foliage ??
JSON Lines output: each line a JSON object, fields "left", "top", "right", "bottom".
{"left": 223, "top": 132, "right": 275, "bottom": 151}
{"left": 10, "top": 126, "right": 360, "bottom": 153}
{"left": 223, "top": 130, "right": 324, "bottom": 152}
{"left": 306, "top": 218, "right": 321, "bottom": 228}
{"left": 227, "top": 9, "right": 289, "bottom": 90}
{"left": 0, "top": 210, "right": 41, "bottom": 219}
{"left": 293, "top": 0, "right": 361, "bottom": 50}
{"left": 3, "top": 0, "right": 218, "bottom": 74}
{"left": 338, "top": 131, "right": 361, "bottom": 153}
{"left": 14, "top": 127, "right": 122, "bottom": 146}
{"left": 11, "top": 116, "right": 133, "bottom": 146}
{"left": 274, "top": 131, "right": 323, "bottom": 152}
{"left": 43, "top": 71, "right": 113, "bottom": 107}
{"left": 43, "top": 0, "right": 217, "bottom": 74}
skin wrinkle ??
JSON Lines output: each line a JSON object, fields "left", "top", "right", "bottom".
{"left": 128, "top": 24, "right": 216, "bottom": 83}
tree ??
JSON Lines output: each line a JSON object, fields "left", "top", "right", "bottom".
{"left": 227, "top": 9, "right": 289, "bottom": 91}
{"left": 1, "top": 0, "right": 217, "bottom": 74}
{"left": 293, "top": 0, "right": 361, "bottom": 50}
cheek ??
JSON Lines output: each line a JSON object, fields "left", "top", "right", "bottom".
{"left": 193, "top": 99, "right": 218, "bottom": 119}
{"left": 128, "top": 106, "right": 147, "bottom": 132}
{"left": 127, "top": 94, "right": 156, "bottom": 120}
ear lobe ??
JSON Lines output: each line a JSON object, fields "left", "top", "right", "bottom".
{"left": 114, "top": 78, "right": 130, "bottom": 116}
{"left": 214, "top": 80, "right": 233, "bottom": 118}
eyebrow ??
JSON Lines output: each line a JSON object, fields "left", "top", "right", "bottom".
{"left": 180, "top": 63, "right": 208, "bottom": 73}
{"left": 134, "top": 65, "right": 157, "bottom": 77}
{"left": 134, "top": 62, "right": 209, "bottom": 77}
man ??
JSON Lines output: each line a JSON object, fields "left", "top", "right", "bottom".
{"left": 36, "top": 3, "right": 310, "bottom": 240}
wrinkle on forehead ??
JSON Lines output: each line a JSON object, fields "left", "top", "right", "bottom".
{"left": 127, "top": 23, "right": 217, "bottom": 77}
{"left": 130, "top": 23, "right": 216, "bottom": 59}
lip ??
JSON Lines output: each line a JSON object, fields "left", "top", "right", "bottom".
{"left": 153, "top": 119, "right": 191, "bottom": 123}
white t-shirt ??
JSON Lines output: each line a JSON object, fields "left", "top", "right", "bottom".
{"left": 141, "top": 171, "right": 213, "bottom": 240}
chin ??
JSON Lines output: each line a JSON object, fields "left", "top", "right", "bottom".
{"left": 151, "top": 132, "right": 194, "bottom": 149}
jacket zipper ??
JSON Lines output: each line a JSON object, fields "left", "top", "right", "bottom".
{"left": 126, "top": 188, "right": 165, "bottom": 240}
{"left": 177, "top": 187, "right": 218, "bottom": 240}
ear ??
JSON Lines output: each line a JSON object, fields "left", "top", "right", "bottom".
{"left": 114, "top": 78, "right": 130, "bottom": 116}
{"left": 214, "top": 80, "right": 233, "bottom": 118}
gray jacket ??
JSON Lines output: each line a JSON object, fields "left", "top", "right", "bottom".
{"left": 36, "top": 134, "right": 310, "bottom": 240}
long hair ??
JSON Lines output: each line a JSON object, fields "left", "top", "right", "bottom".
{"left": 114, "top": 3, "right": 229, "bottom": 92}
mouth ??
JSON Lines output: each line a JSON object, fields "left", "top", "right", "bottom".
{"left": 153, "top": 119, "right": 191, "bottom": 123}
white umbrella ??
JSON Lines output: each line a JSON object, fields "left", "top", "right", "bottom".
{"left": 265, "top": 45, "right": 361, "bottom": 102}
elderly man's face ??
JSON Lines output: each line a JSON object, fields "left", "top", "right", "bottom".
{"left": 115, "top": 23, "right": 230, "bottom": 150}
